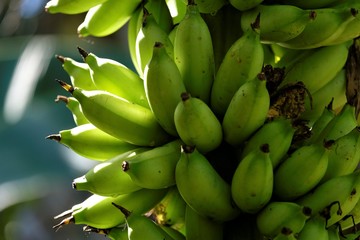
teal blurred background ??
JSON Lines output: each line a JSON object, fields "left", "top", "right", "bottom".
{"left": 0, "top": 0, "right": 133, "bottom": 239}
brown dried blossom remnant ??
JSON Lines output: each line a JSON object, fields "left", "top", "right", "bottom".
{"left": 262, "top": 64, "right": 286, "bottom": 96}
{"left": 267, "top": 81, "right": 312, "bottom": 120}
{"left": 346, "top": 37, "right": 360, "bottom": 118}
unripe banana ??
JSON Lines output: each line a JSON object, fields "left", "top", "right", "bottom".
{"left": 174, "top": 92, "right": 223, "bottom": 154}
{"left": 273, "top": 141, "right": 331, "bottom": 200}
{"left": 160, "top": 226, "right": 185, "bottom": 240}
{"left": 56, "top": 55, "right": 96, "bottom": 90}
{"left": 55, "top": 95, "right": 89, "bottom": 126}
{"left": 44, "top": 0, "right": 107, "bottom": 14}
{"left": 53, "top": 188, "right": 168, "bottom": 229}
{"left": 127, "top": 6, "right": 143, "bottom": 76}
{"left": 231, "top": 144, "right": 273, "bottom": 214}
{"left": 339, "top": 197, "right": 360, "bottom": 232}
{"left": 229, "top": 0, "right": 263, "bottom": 11}
{"left": 194, "top": 0, "right": 227, "bottom": 14}
{"left": 83, "top": 225, "right": 129, "bottom": 240}
{"left": 279, "top": 42, "right": 350, "bottom": 94}
{"left": 173, "top": 1, "right": 215, "bottom": 103}
{"left": 144, "top": 42, "right": 186, "bottom": 136}
{"left": 321, "top": 128, "right": 360, "bottom": 183}
{"left": 222, "top": 73, "right": 270, "bottom": 147}
{"left": 301, "top": 69, "right": 347, "bottom": 126}
{"left": 315, "top": 103, "right": 358, "bottom": 143}
{"left": 121, "top": 140, "right": 183, "bottom": 189}
{"left": 78, "top": 0, "right": 142, "bottom": 37}
{"left": 240, "top": 4, "right": 316, "bottom": 44}
{"left": 77, "top": 47, "right": 149, "bottom": 108}
{"left": 112, "top": 203, "right": 174, "bottom": 240}
{"left": 135, "top": 8, "right": 174, "bottom": 78}
{"left": 279, "top": 0, "right": 342, "bottom": 9}
{"left": 72, "top": 148, "right": 147, "bottom": 197}
{"left": 165, "top": 0, "right": 187, "bottom": 24}
{"left": 46, "top": 123, "right": 139, "bottom": 161}
{"left": 327, "top": 225, "right": 341, "bottom": 240}
{"left": 256, "top": 201, "right": 312, "bottom": 238}
{"left": 297, "top": 215, "right": 329, "bottom": 240}
{"left": 273, "top": 228, "right": 298, "bottom": 240}
{"left": 145, "top": 0, "right": 173, "bottom": 34}
{"left": 57, "top": 80, "right": 171, "bottom": 147}
{"left": 278, "top": 8, "right": 358, "bottom": 49}
{"left": 175, "top": 145, "right": 241, "bottom": 222}
{"left": 296, "top": 170, "right": 360, "bottom": 217}
{"left": 185, "top": 204, "right": 224, "bottom": 240}
{"left": 327, "top": 15, "right": 360, "bottom": 46}
{"left": 210, "top": 15, "right": 263, "bottom": 116}
{"left": 240, "top": 117, "right": 296, "bottom": 168}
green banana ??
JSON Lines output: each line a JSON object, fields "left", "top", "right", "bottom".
{"left": 160, "top": 226, "right": 186, "bottom": 240}
{"left": 77, "top": 47, "right": 149, "bottom": 108}
{"left": 231, "top": 144, "right": 273, "bottom": 214}
{"left": 296, "top": 170, "right": 360, "bottom": 217}
{"left": 210, "top": 14, "right": 263, "bottom": 117}
{"left": 127, "top": 6, "right": 144, "bottom": 76}
{"left": 57, "top": 80, "right": 171, "bottom": 147}
{"left": 46, "top": 123, "right": 139, "bottom": 161}
{"left": 54, "top": 95, "right": 89, "bottom": 126}
{"left": 144, "top": 42, "right": 186, "bottom": 136}
{"left": 240, "top": 117, "right": 296, "bottom": 168}
{"left": 278, "top": 0, "right": 342, "bottom": 9}
{"left": 194, "top": 0, "right": 227, "bottom": 14}
{"left": 240, "top": 4, "right": 316, "bottom": 44}
{"left": 297, "top": 215, "right": 329, "bottom": 240}
{"left": 174, "top": 92, "right": 223, "bottom": 154}
{"left": 175, "top": 145, "right": 241, "bottom": 222}
{"left": 83, "top": 225, "right": 129, "bottom": 240}
{"left": 78, "top": 0, "right": 142, "bottom": 37}
{"left": 72, "top": 148, "right": 147, "bottom": 197}
{"left": 44, "top": 0, "right": 107, "bottom": 14}
{"left": 256, "top": 201, "right": 312, "bottom": 238}
{"left": 53, "top": 188, "right": 168, "bottom": 229}
{"left": 135, "top": 8, "right": 174, "bottom": 78}
{"left": 301, "top": 69, "right": 347, "bottom": 126}
{"left": 229, "top": 0, "right": 264, "bottom": 11}
{"left": 278, "top": 8, "right": 358, "bottom": 49}
{"left": 273, "top": 141, "right": 331, "bottom": 200}
{"left": 56, "top": 55, "right": 96, "bottom": 90}
{"left": 121, "top": 140, "right": 183, "bottom": 189}
{"left": 327, "top": 16, "right": 360, "bottom": 46}
{"left": 222, "top": 73, "right": 270, "bottom": 147}
{"left": 184, "top": 204, "right": 224, "bottom": 240}
{"left": 112, "top": 203, "right": 174, "bottom": 240}
{"left": 145, "top": 0, "right": 174, "bottom": 34}
{"left": 327, "top": 225, "right": 341, "bottom": 240}
{"left": 165, "top": 0, "right": 187, "bottom": 24}
{"left": 314, "top": 103, "right": 358, "bottom": 143}
{"left": 339, "top": 197, "right": 360, "bottom": 232}
{"left": 321, "top": 128, "right": 360, "bottom": 183}
{"left": 279, "top": 42, "right": 350, "bottom": 94}
{"left": 173, "top": 0, "right": 215, "bottom": 104}
{"left": 273, "top": 228, "right": 298, "bottom": 240}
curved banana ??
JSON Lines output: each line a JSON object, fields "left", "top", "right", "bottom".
{"left": 83, "top": 225, "right": 129, "bottom": 240}
{"left": 240, "top": 4, "right": 316, "bottom": 44}
{"left": 256, "top": 201, "right": 312, "bottom": 238}
{"left": 273, "top": 141, "right": 331, "bottom": 200}
{"left": 121, "top": 140, "right": 183, "bottom": 189}
{"left": 57, "top": 80, "right": 171, "bottom": 147}
{"left": 54, "top": 95, "right": 89, "bottom": 126}
{"left": 273, "top": 228, "right": 298, "bottom": 240}
{"left": 297, "top": 215, "right": 329, "bottom": 240}
{"left": 296, "top": 170, "right": 360, "bottom": 217}
{"left": 127, "top": 6, "right": 143, "bottom": 76}
{"left": 231, "top": 144, "right": 273, "bottom": 213}
{"left": 339, "top": 197, "right": 360, "bottom": 232}
{"left": 78, "top": 0, "right": 142, "bottom": 37}
{"left": 53, "top": 188, "right": 168, "bottom": 230}
{"left": 280, "top": 42, "right": 350, "bottom": 95}
{"left": 135, "top": 7, "right": 174, "bottom": 78}
{"left": 175, "top": 145, "right": 241, "bottom": 222}
{"left": 321, "top": 128, "right": 360, "bottom": 183}
{"left": 278, "top": 0, "right": 343, "bottom": 9}
{"left": 173, "top": 0, "right": 215, "bottom": 104}
{"left": 46, "top": 123, "right": 139, "bottom": 161}
{"left": 314, "top": 103, "right": 358, "bottom": 143}
{"left": 327, "top": 225, "right": 341, "bottom": 240}
{"left": 240, "top": 117, "right": 296, "bottom": 168}
{"left": 278, "top": 8, "right": 357, "bottom": 49}
{"left": 72, "top": 148, "right": 147, "bottom": 197}
{"left": 194, "top": 0, "right": 227, "bottom": 14}
{"left": 77, "top": 47, "right": 149, "bottom": 108}
{"left": 56, "top": 55, "right": 96, "bottom": 90}
{"left": 145, "top": 0, "right": 173, "bottom": 34}
{"left": 144, "top": 42, "right": 186, "bottom": 136}
{"left": 174, "top": 92, "right": 223, "bottom": 154}
{"left": 112, "top": 203, "right": 174, "bottom": 240}
{"left": 210, "top": 14, "right": 263, "bottom": 117}
{"left": 222, "top": 73, "right": 270, "bottom": 147}
{"left": 165, "top": 0, "right": 187, "bottom": 24}
{"left": 229, "top": 0, "right": 263, "bottom": 11}
{"left": 185, "top": 204, "right": 224, "bottom": 240}
{"left": 44, "top": 0, "right": 107, "bottom": 14}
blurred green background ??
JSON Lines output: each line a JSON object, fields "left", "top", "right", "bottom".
{"left": 0, "top": 0, "right": 134, "bottom": 239}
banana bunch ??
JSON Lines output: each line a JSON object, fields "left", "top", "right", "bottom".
{"left": 44, "top": 0, "right": 360, "bottom": 239}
